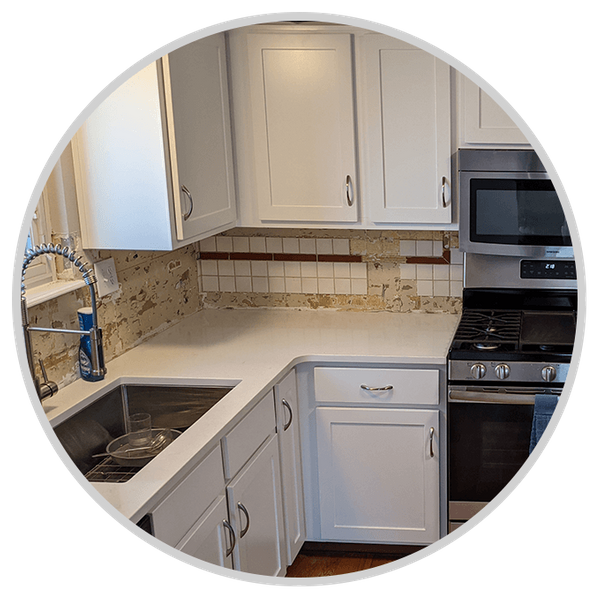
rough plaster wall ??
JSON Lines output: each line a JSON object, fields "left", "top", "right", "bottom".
{"left": 26, "top": 244, "right": 200, "bottom": 389}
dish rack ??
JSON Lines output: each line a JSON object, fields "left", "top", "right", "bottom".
{"left": 85, "top": 458, "right": 142, "bottom": 483}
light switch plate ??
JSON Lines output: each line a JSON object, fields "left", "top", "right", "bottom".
{"left": 94, "top": 258, "right": 119, "bottom": 297}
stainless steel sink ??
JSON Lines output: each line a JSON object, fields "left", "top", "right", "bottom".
{"left": 53, "top": 383, "right": 235, "bottom": 482}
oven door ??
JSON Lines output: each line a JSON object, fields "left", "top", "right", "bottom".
{"left": 447, "top": 385, "right": 561, "bottom": 532}
{"left": 459, "top": 171, "right": 573, "bottom": 258}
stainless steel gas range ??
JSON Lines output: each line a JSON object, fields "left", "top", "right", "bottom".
{"left": 447, "top": 257, "right": 577, "bottom": 532}
{"left": 448, "top": 149, "right": 578, "bottom": 532}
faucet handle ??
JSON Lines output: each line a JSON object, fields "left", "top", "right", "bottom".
{"left": 38, "top": 359, "right": 58, "bottom": 399}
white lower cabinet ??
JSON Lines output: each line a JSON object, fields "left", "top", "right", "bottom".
{"left": 177, "top": 495, "right": 233, "bottom": 568}
{"left": 274, "top": 370, "right": 306, "bottom": 565}
{"left": 316, "top": 406, "right": 440, "bottom": 544}
{"left": 226, "top": 435, "right": 286, "bottom": 576}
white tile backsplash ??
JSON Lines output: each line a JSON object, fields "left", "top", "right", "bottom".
{"left": 200, "top": 233, "right": 462, "bottom": 300}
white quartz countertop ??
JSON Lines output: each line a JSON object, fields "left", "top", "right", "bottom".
{"left": 44, "top": 308, "right": 459, "bottom": 522}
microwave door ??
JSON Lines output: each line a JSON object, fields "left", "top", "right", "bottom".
{"left": 459, "top": 172, "right": 572, "bottom": 258}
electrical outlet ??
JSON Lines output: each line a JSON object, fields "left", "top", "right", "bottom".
{"left": 94, "top": 258, "right": 120, "bottom": 297}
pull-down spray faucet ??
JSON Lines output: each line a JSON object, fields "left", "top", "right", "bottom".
{"left": 21, "top": 244, "right": 106, "bottom": 401}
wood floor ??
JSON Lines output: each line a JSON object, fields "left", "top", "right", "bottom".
{"left": 285, "top": 542, "right": 424, "bottom": 578}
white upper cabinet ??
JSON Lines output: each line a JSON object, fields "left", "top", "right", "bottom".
{"left": 457, "top": 72, "right": 530, "bottom": 146}
{"left": 164, "top": 35, "right": 238, "bottom": 242}
{"left": 358, "top": 34, "right": 452, "bottom": 225}
{"left": 72, "top": 33, "right": 237, "bottom": 251}
{"left": 229, "top": 26, "right": 358, "bottom": 225}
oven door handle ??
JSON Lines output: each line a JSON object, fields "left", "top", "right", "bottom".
{"left": 448, "top": 390, "right": 541, "bottom": 405}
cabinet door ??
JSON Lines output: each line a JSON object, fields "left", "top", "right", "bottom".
{"left": 177, "top": 495, "right": 234, "bottom": 569}
{"left": 274, "top": 370, "right": 306, "bottom": 565}
{"left": 316, "top": 406, "right": 439, "bottom": 544}
{"left": 163, "top": 33, "right": 238, "bottom": 241}
{"left": 458, "top": 74, "right": 529, "bottom": 146}
{"left": 360, "top": 34, "right": 451, "bottom": 224}
{"left": 72, "top": 61, "right": 175, "bottom": 251}
{"left": 243, "top": 31, "right": 358, "bottom": 223}
{"left": 227, "top": 435, "right": 286, "bottom": 577}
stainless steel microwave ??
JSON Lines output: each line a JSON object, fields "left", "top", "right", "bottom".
{"left": 458, "top": 149, "right": 573, "bottom": 258}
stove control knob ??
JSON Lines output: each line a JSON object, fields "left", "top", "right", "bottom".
{"left": 541, "top": 366, "right": 557, "bottom": 382}
{"left": 470, "top": 364, "right": 487, "bottom": 379}
{"left": 494, "top": 364, "right": 511, "bottom": 380}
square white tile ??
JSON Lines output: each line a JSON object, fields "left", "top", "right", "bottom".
{"left": 433, "top": 240, "right": 444, "bottom": 256}
{"left": 286, "top": 278, "right": 302, "bottom": 293}
{"left": 334, "top": 262, "right": 350, "bottom": 278}
{"left": 351, "top": 279, "right": 368, "bottom": 295}
{"left": 399, "top": 240, "right": 416, "bottom": 256}
{"left": 450, "top": 248, "right": 464, "bottom": 265}
{"left": 201, "top": 275, "right": 219, "bottom": 292}
{"left": 201, "top": 260, "right": 218, "bottom": 276}
{"left": 433, "top": 264, "right": 450, "bottom": 280}
{"left": 251, "top": 261, "right": 268, "bottom": 277}
{"left": 199, "top": 237, "right": 216, "bottom": 252}
{"left": 268, "top": 261, "right": 285, "bottom": 277}
{"left": 332, "top": 238, "right": 350, "bottom": 255}
{"left": 216, "top": 236, "right": 233, "bottom": 253}
{"left": 249, "top": 237, "right": 266, "bottom": 253}
{"left": 350, "top": 262, "right": 367, "bottom": 278}
{"left": 236, "top": 276, "right": 252, "bottom": 292}
{"left": 450, "top": 280, "right": 463, "bottom": 297}
{"left": 217, "top": 260, "right": 235, "bottom": 277}
{"left": 299, "top": 238, "right": 316, "bottom": 254}
{"left": 318, "top": 279, "right": 335, "bottom": 294}
{"left": 285, "top": 262, "right": 301, "bottom": 277}
{"left": 433, "top": 279, "right": 450, "bottom": 296}
{"left": 219, "top": 276, "right": 236, "bottom": 292}
{"left": 282, "top": 238, "right": 299, "bottom": 254}
{"left": 416, "top": 240, "right": 433, "bottom": 257}
{"left": 252, "top": 277, "right": 269, "bottom": 293}
{"left": 400, "top": 264, "right": 416, "bottom": 280}
{"left": 334, "top": 278, "right": 351, "bottom": 294}
{"left": 302, "top": 278, "right": 318, "bottom": 294}
{"left": 269, "top": 277, "right": 286, "bottom": 293}
{"left": 266, "top": 237, "right": 283, "bottom": 254}
{"left": 234, "top": 260, "right": 251, "bottom": 277}
{"left": 416, "top": 264, "right": 433, "bottom": 280}
{"left": 232, "top": 237, "right": 249, "bottom": 253}
{"left": 301, "top": 262, "right": 317, "bottom": 278}
{"left": 317, "top": 262, "right": 334, "bottom": 278}
{"left": 450, "top": 264, "right": 463, "bottom": 281}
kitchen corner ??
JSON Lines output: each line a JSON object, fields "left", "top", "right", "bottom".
{"left": 45, "top": 307, "right": 459, "bottom": 523}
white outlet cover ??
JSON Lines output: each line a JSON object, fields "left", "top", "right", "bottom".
{"left": 94, "top": 257, "right": 120, "bottom": 297}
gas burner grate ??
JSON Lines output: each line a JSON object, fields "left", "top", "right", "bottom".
{"left": 85, "top": 457, "right": 142, "bottom": 483}
{"left": 453, "top": 310, "right": 522, "bottom": 350}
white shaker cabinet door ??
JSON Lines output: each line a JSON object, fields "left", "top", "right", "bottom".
{"left": 227, "top": 435, "right": 286, "bottom": 577}
{"left": 316, "top": 406, "right": 440, "bottom": 544}
{"left": 359, "top": 34, "right": 452, "bottom": 224}
{"left": 163, "top": 33, "right": 238, "bottom": 241}
{"left": 239, "top": 31, "right": 358, "bottom": 223}
{"left": 177, "top": 495, "right": 234, "bottom": 570}
{"left": 274, "top": 370, "right": 306, "bottom": 565}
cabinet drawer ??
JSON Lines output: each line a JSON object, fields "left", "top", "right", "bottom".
{"left": 221, "top": 390, "right": 276, "bottom": 479}
{"left": 152, "top": 445, "right": 224, "bottom": 547}
{"left": 314, "top": 367, "right": 439, "bottom": 405}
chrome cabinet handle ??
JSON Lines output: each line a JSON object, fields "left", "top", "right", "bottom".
{"left": 345, "top": 175, "right": 354, "bottom": 207}
{"left": 223, "top": 519, "right": 236, "bottom": 557}
{"left": 181, "top": 184, "right": 194, "bottom": 221}
{"left": 441, "top": 176, "right": 451, "bottom": 208}
{"left": 360, "top": 384, "right": 393, "bottom": 391}
{"left": 237, "top": 502, "right": 250, "bottom": 538}
{"left": 429, "top": 427, "right": 435, "bottom": 458}
{"left": 282, "top": 398, "right": 293, "bottom": 432}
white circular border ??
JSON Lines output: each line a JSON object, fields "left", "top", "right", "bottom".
{"left": 10, "top": 10, "right": 589, "bottom": 589}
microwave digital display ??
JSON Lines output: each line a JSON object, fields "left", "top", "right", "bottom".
{"left": 470, "top": 179, "right": 571, "bottom": 247}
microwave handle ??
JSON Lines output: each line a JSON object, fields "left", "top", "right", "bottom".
{"left": 441, "top": 176, "right": 451, "bottom": 208}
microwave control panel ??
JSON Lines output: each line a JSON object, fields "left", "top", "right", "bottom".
{"left": 520, "top": 260, "right": 576, "bottom": 280}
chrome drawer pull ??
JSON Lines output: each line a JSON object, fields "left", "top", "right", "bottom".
{"left": 346, "top": 175, "right": 354, "bottom": 206}
{"left": 282, "top": 398, "right": 293, "bottom": 431}
{"left": 223, "top": 519, "right": 236, "bottom": 557}
{"left": 360, "top": 384, "right": 393, "bottom": 391}
{"left": 181, "top": 184, "right": 194, "bottom": 221}
{"left": 429, "top": 427, "right": 435, "bottom": 458}
{"left": 237, "top": 502, "right": 250, "bottom": 538}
